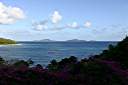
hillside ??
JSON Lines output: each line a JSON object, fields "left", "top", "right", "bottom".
{"left": 0, "top": 38, "right": 16, "bottom": 44}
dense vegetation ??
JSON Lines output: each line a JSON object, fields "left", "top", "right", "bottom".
{"left": 0, "top": 37, "right": 128, "bottom": 85}
{"left": 0, "top": 38, "right": 16, "bottom": 44}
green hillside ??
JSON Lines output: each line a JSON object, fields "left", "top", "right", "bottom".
{"left": 0, "top": 38, "right": 16, "bottom": 44}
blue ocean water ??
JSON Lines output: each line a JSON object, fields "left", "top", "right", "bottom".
{"left": 0, "top": 42, "right": 117, "bottom": 66}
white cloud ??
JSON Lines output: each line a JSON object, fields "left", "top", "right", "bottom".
{"left": 67, "top": 22, "right": 79, "bottom": 28}
{"left": 32, "top": 20, "right": 48, "bottom": 31}
{"left": 0, "top": 2, "right": 25, "bottom": 24}
{"left": 51, "top": 11, "right": 62, "bottom": 24}
{"left": 84, "top": 21, "right": 91, "bottom": 28}
{"left": 32, "top": 20, "right": 92, "bottom": 31}
{"left": 31, "top": 11, "right": 92, "bottom": 31}
{"left": 33, "top": 24, "right": 48, "bottom": 31}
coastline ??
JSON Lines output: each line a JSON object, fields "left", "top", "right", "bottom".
{"left": 0, "top": 44, "right": 22, "bottom": 47}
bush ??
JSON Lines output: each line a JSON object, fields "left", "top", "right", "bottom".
{"left": 0, "top": 57, "right": 5, "bottom": 64}
{"left": 13, "top": 60, "right": 29, "bottom": 67}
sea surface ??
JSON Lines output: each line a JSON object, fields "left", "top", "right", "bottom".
{"left": 0, "top": 41, "right": 117, "bottom": 66}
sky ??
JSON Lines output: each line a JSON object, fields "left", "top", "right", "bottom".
{"left": 0, "top": 0, "right": 128, "bottom": 41}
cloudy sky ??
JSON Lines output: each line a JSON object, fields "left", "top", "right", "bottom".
{"left": 0, "top": 0, "right": 128, "bottom": 41}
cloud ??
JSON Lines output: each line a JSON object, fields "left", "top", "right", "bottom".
{"left": 0, "top": 2, "right": 25, "bottom": 24}
{"left": 32, "top": 20, "right": 91, "bottom": 31}
{"left": 32, "top": 11, "right": 92, "bottom": 31}
{"left": 32, "top": 24, "right": 47, "bottom": 31}
{"left": 84, "top": 21, "right": 91, "bottom": 28}
{"left": 32, "top": 20, "right": 48, "bottom": 31}
{"left": 67, "top": 22, "right": 79, "bottom": 28}
{"left": 51, "top": 11, "right": 62, "bottom": 24}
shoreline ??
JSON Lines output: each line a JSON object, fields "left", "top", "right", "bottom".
{"left": 0, "top": 44, "right": 22, "bottom": 47}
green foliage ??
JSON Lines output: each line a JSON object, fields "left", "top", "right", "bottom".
{"left": 27, "top": 58, "right": 34, "bottom": 65}
{"left": 0, "top": 38, "right": 16, "bottom": 44}
{"left": 0, "top": 57, "right": 5, "bottom": 64}
{"left": 47, "top": 56, "right": 77, "bottom": 71}
{"left": 51, "top": 59, "right": 58, "bottom": 65}
{"left": 100, "top": 36, "right": 128, "bottom": 69}
{"left": 47, "top": 59, "right": 58, "bottom": 71}
{"left": 13, "top": 60, "right": 29, "bottom": 67}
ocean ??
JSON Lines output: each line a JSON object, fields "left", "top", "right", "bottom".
{"left": 0, "top": 41, "right": 117, "bottom": 66}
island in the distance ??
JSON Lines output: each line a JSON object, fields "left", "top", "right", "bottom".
{"left": 34, "top": 39, "right": 86, "bottom": 42}
{"left": 0, "top": 38, "right": 16, "bottom": 45}
{"left": 35, "top": 39, "right": 56, "bottom": 42}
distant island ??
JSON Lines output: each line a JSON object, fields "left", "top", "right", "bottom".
{"left": 0, "top": 38, "right": 16, "bottom": 45}
{"left": 34, "top": 39, "right": 86, "bottom": 42}
{"left": 35, "top": 39, "right": 56, "bottom": 42}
